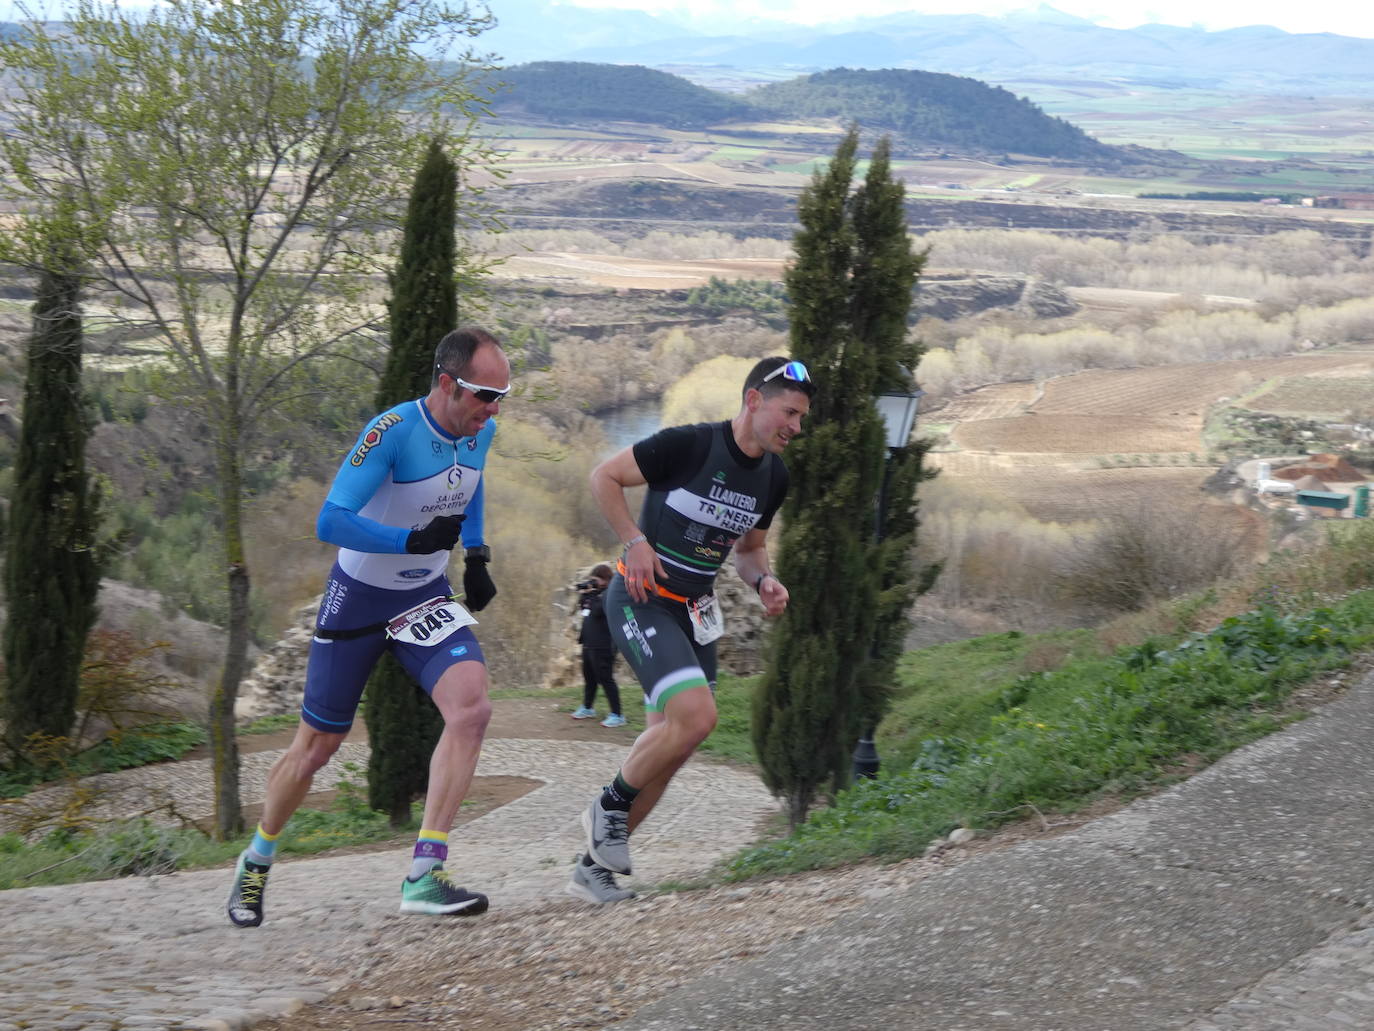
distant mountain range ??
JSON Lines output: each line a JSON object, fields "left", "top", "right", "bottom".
{"left": 479, "top": 1, "right": 1374, "bottom": 95}
{"left": 9, "top": 6, "right": 1371, "bottom": 96}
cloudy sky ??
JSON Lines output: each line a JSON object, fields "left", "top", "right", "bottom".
{"left": 553, "top": 0, "right": 1374, "bottom": 39}
{"left": 5, "top": 0, "right": 1371, "bottom": 39}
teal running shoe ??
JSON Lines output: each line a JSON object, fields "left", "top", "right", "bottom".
{"left": 399, "top": 864, "right": 489, "bottom": 916}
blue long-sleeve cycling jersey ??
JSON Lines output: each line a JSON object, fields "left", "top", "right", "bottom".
{"left": 315, "top": 397, "right": 494, "bottom": 590}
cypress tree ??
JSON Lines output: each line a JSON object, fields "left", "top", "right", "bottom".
{"left": 364, "top": 140, "right": 457, "bottom": 825}
{"left": 848, "top": 137, "right": 938, "bottom": 739}
{"left": 2, "top": 230, "right": 102, "bottom": 766}
{"left": 753, "top": 126, "right": 882, "bottom": 827}
{"left": 752, "top": 128, "right": 931, "bottom": 825}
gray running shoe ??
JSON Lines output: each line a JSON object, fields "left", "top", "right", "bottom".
{"left": 567, "top": 855, "right": 636, "bottom": 904}
{"left": 583, "top": 797, "right": 632, "bottom": 874}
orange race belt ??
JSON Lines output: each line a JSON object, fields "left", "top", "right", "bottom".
{"left": 616, "top": 558, "right": 690, "bottom": 604}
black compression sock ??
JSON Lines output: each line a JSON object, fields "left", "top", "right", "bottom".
{"left": 600, "top": 772, "right": 640, "bottom": 811}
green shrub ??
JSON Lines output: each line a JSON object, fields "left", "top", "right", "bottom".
{"left": 0, "top": 819, "right": 226, "bottom": 890}
{"left": 73, "top": 721, "right": 206, "bottom": 775}
{"left": 1, "top": 721, "right": 206, "bottom": 799}
{"left": 81, "top": 819, "right": 188, "bottom": 877}
{"left": 242, "top": 713, "right": 301, "bottom": 735}
{"left": 278, "top": 762, "right": 412, "bottom": 853}
{"left": 685, "top": 277, "right": 788, "bottom": 316}
{"left": 0, "top": 764, "right": 417, "bottom": 889}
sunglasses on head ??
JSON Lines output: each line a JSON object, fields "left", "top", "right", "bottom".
{"left": 760, "top": 360, "right": 811, "bottom": 386}
{"left": 437, "top": 365, "right": 510, "bottom": 404}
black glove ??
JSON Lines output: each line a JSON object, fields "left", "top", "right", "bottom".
{"left": 405, "top": 514, "right": 465, "bottom": 554}
{"left": 463, "top": 553, "right": 497, "bottom": 611}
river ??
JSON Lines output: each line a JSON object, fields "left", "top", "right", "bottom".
{"left": 594, "top": 397, "right": 662, "bottom": 451}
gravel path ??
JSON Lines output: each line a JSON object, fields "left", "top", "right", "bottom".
{"left": 0, "top": 736, "right": 776, "bottom": 1031}
{"left": 14, "top": 672, "right": 1374, "bottom": 1031}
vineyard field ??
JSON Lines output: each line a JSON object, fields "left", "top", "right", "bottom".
{"left": 929, "top": 348, "right": 1374, "bottom": 530}
{"left": 952, "top": 414, "right": 1201, "bottom": 455}
{"left": 1034, "top": 353, "right": 1374, "bottom": 417}
{"left": 934, "top": 382, "right": 1038, "bottom": 423}
{"left": 1243, "top": 374, "right": 1374, "bottom": 417}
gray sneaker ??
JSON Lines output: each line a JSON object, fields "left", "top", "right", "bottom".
{"left": 567, "top": 855, "right": 636, "bottom": 904}
{"left": 583, "top": 797, "right": 632, "bottom": 874}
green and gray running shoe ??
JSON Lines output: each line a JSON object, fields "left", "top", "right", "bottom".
{"left": 399, "top": 864, "right": 489, "bottom": 916}
{"left": 226, "top": 851, "right": 270, "bottom": 928}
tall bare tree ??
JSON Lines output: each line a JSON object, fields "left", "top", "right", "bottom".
{"left": 0, "top": 0, "right": 501, "bottom": 836}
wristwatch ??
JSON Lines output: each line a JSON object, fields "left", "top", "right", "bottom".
{"left": 464, "top": 545, "right": 491, "bottom": 562}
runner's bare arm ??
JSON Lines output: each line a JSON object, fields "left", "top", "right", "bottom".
{"left": 735, "top": 528, "right": 787, "bottom": 617}
{"left": 590, "top": 447, "right": 665, "bottom": 602}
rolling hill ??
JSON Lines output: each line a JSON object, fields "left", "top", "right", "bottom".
{"left": 744, "top": 68, "right": 1119, "bottom": 161}
{"left": 493, "top": 61, "right": 1139, "bottom": 164}
{"left": 493, "top": 61, "right": 752, "bottom": 129}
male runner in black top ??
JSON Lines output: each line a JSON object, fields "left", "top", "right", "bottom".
{"left": 568, "top": 356, "right": 814, "bottom": 904}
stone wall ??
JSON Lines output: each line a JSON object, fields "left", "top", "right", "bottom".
{"left": 234, "top": 600, "right": 317, "bottom": 723}
{"left": 235, "top": 570, "right": 774, "bottom": 724}
{"left": 542, "top": 564, "right": 770, "bottom": 693}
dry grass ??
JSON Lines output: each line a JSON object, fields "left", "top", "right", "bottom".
{"left": 243, "top": 478, "right": 337, "bottom": 641}
{"left": 495, "top": 254, "right": 787, "bottom": 291}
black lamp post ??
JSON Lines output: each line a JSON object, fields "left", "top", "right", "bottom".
{"left": 853, "top": 372, "right": 924, "bottom": 780}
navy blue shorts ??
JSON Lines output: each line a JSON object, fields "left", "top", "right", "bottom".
{"left": 300, "top": 563, "right": 485, "bottom": 732}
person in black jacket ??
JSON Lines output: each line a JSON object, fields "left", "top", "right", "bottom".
{"left": 572, "top": 562, "right": 624, "bottom": 727}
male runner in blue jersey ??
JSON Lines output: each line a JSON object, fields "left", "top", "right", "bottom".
{"left": 227, "top": 327, "right": 510, "bottom": 926}
{"left": 568, "top": 356, "right": 814, "bottom": 904}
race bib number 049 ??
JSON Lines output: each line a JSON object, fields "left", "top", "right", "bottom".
{"left": 386, "top": 596, "right": 476, "bottom": 646}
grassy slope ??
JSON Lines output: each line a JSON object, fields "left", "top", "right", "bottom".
{"left": 718, "top": 519, "right": 1374, "bottom": 877}
{"left": 7, "top": 569, "right": 1374, "bottom": 890}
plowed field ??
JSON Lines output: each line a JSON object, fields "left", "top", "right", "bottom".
{"left": 1243, "top": 370, "right": 1374, "bottom": 417}
{"left": 935, "top": 381, "right": 1038, "bottom": 422}
{"left": 1033, "top": 354, "right": 1374, "bottom": 417}
{"left": 497, "top": 253, "right": 788, "bottom": 290}
{"left": 953, "top": 414, "right": 1200, "bottom": 454}
{"left": 931, "top": 349, "right": 1374, "bottom": 529}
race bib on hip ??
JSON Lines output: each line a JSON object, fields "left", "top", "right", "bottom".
{"left": 386, "top": 596, "right": 476, "bottom": 646}
{"left": 688, "top": 593, "right": 724, "bottom": 645}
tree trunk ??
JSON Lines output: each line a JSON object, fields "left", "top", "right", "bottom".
{"left": 210, "top": 428, "right": 250, "bottom": 839}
